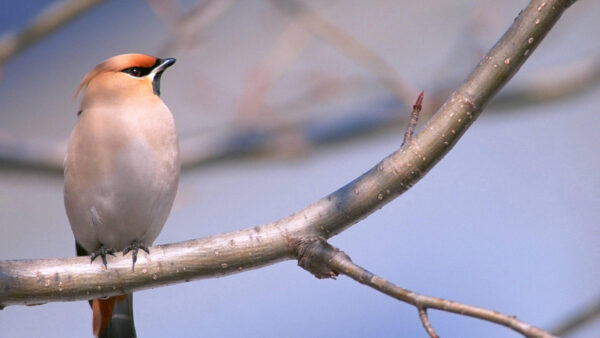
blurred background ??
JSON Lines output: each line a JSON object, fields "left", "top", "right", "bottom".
{"left": 0, "top": 0, "right": 599, "bottom": 337}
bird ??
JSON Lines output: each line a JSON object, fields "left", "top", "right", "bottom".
{"left": 64, "top": 53, "right": 180, "bottom": 337}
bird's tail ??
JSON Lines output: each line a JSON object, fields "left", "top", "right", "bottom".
{"left": 76, "top": 242, "right": 137, "bottom": 338}
{"left": 94, "top": 293, "right": 137, "bottom": 338}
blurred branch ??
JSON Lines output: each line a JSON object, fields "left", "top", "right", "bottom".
{"left": 0, "top": 0, "right": 105, "bottom": 65}
{"left": 492, "top": 53, "right": 600, "bottom": 108}
{"left": 234, "top": 21, "right": 315, "bottom": 157}
{"left": 3, "top": 44, "right": 597, "bottom": 172}
{"left": 0, "top": 94, "right": 412, "bottom": 173}
{"left": 550, "top": 295, "right": 600, "bottom": 336}
{"left": 237, "top": 22, "right": 313, "bottom": 123}
{"left": 270, "top": 0, "right": 418, "bottom": 105}
{"left": 0, "top": 6, "right": 576, "bottom": 335}
{"left": 0, "top": 133, "right": 65, "bottom": 173}
{"left": 154, "top": 0, "right": 233, "bottom": 56}
{"left": 292, "top": 238, "right": 553, "bottom": 337}
{"left": 145, "top": 0, "right": 182, "bottom": 27}
{"left": 0, "top": 2, "right": 595, "bottom": 173}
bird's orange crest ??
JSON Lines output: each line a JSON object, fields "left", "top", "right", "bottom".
{"left": 74, "top": 54, "right": 158, "bottom": 100}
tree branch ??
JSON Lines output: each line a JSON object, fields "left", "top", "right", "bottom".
{"left": 493, "top": 53, "right": 600, "bottom": 108}
{"left": 402, "top": 91, "right": 424, "bottom": 147}
{"left": 1, "top": 2, "right": 593, "bottom": 173}
{"left": 0, "top": 0, "right": 106, "bottom": 65}
{"left": 307, "top": 238, "right": 554, "bottom": 338}
{"left": 550, "top": 295, "right": 600, "bottom": 336}
{"left": 0, "top": 97, "right": 408, "bottom": 174}
{"left": 270, "top": 0, "right": 418, "bottom": 105}
{"left": 0, "top": 1, "right": 577, "bottom": 320}
{"left": 154, "top": 0, "right": 233, "bottom": 56}
{"left": 418, "top": 307, "right": 439, "bottom": 338}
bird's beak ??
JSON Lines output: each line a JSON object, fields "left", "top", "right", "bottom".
{"left": 152, "top": 58, "right": 176, "bottom": 75}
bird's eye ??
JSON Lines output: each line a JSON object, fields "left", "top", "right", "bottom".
{"left": 122, "top": 66, "right": 152, "bottom": 77}
{"left": 126, "top": 67, "right": 142, "bottom": 77}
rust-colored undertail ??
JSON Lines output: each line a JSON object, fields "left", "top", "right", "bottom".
{"left": 92, "top": 295, "right": 128, "bottom": 337}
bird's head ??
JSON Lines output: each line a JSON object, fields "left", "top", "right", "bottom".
{"left": 75, "top": 54, "right": 176, "bottom": 112}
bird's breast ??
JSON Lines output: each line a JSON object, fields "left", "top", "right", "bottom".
{"left": 69, "top": 101, "right": 179, "bottom": 183}
{"left": 64, "top": 102, "right": 180, "bottom": 250}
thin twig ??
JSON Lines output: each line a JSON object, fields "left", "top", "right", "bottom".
{"left": 401, "top": 91, "right": 424, "bottom": 148}
{"left": 324, "top": 244, "right": 554, "bottom": 338}
{"left": 418, "top": 307, "right": 439, "bottom": 338}
{"left": 0, "top": 0, "right": 106, "bottom": 65}
{"left": 550, "top": 295, "right": 600, "bottom": 336}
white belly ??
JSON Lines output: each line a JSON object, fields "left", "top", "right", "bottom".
{"left": 64, "top": 108, "right": 179, "bottom": 253}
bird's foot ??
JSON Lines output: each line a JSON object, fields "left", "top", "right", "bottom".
{"left": 122, "top": 240, "right": 150, "bottom": 271}
{"left": 90, "top": 245, "right": 117, "bottom": 269}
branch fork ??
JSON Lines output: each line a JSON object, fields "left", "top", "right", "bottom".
{"left": 289, "top": 236, "right": 555, "bottom": 338}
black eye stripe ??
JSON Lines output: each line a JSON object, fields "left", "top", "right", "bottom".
{"left": 121, "top": 66, "right": 153, "bottom": 77}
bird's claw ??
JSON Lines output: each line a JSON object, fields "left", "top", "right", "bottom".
{"left": 90, "top": 245, "right": 117, "bottom": 269}
{"left": 122, "top": 240, "right": 149, "bottom": 271}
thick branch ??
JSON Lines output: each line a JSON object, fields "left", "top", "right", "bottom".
{"left": 0, "top": 0, "right": 577, "bottom": 307}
